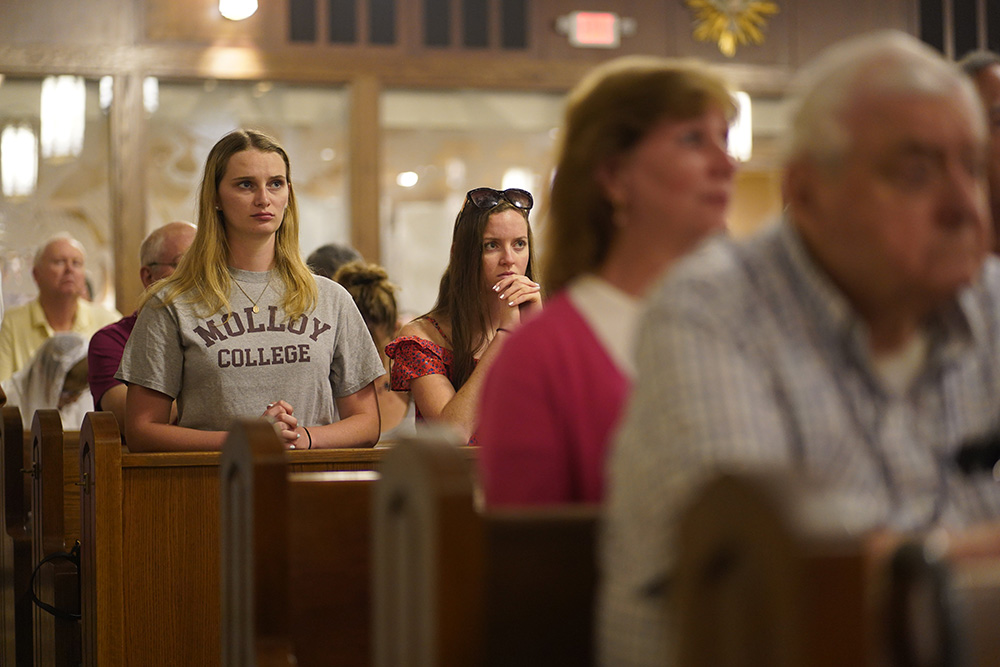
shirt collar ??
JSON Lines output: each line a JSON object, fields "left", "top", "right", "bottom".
{"left": 775, "top": 220, "right": 980, "bottom": 372}
{"left": 28, "top": 299, "right": 56, "bottom": 336}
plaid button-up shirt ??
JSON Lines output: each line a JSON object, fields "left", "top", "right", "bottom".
{"left": 599, "top": 220, "right": 1000, "bottom": 666}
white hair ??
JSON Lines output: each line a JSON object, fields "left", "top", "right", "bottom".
{"left": 139, "top": 221, "right": 197, "bottom": 267}
{"left": 32, "top": 233, "right": 86, "bottom": 268}
{"left": 784, "top": 30, "right": 985, "bottom": 166}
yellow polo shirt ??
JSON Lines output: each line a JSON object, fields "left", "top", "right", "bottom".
{"left": 0, "top": 298, "right": 121, "bottom": 382}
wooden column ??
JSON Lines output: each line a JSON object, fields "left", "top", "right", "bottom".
{"left": 108, "top": 71, "right": 147, "bottom": 315}
{"left": 349, "top": 75, "right": 381, "bottom": 264}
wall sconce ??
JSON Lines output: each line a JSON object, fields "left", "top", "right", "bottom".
{"left": 219, "top": 0, "right": 258, "bottom": 21}
{"left": 1, "top": 123, "right": 39, "bottom": 197}
{"left": 40, "top": 75, "right": 86, "bottom": 161}
{"left": 728, "top": 91, "right": 752, "bottom": 163}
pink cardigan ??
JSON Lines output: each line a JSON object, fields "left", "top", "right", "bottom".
{"left": 478, "top": 292, "right": 630, "bottom": 505}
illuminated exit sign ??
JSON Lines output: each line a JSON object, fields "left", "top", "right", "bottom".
{"left": 555, "top": 11, "right": 636, "bottom": 49}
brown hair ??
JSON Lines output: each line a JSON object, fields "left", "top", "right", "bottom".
{"left": 428, "top": 196, "right": 535, "bottom": 390}
{"left": 333, "top": 260, "right": 398, "bottom": 362}
{"left": 544, "top": 56, "right": 735, "bottom": 293}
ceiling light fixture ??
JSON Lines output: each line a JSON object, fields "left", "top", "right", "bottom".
{"left": 219, "top": 0, "right": 258, "bottom": 21}
{"left": 1, "top": 123, "right": 39, "bottom": 197}
{"left": 40, "top": 75, "right": 86, "bottom": 161}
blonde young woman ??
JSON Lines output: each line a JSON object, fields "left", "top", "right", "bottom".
{"left": 478, "top": 57, "right": 738, "bottom": 505}
{"left": 118, "top": 129, "right": 383, "bottom": 451}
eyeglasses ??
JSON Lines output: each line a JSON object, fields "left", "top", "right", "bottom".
{"left": 465, "top": 187, "right": 533, "bottom": 212}
{"left": 145, "top": 262, "right": 179, "bottom": 270}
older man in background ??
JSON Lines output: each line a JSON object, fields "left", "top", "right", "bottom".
{"left": 0, "top": 234, "right": 120, "bottom": 382}
{"left": 88, "top": 221, "right": 196, "bottom": 427}
{"left": 600, "top": 31, "right": 1000, "bottom": 666}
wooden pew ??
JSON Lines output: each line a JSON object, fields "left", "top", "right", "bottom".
{"left": 373, "top": 434, "right": 599, "bottom": 667}
{"left": 79, "top": 412, "right": 385, "bottom": 667}
{"left": 220, "top": 420, "right": 378, "bottom": 667}
{"left": 1, "top": 405, "right": 31, "bottom": 667}
{"left": 674, "top": 471, "right": 1000, "bottom": 667}
{"left": 30, "top": 409, "right": 82, "bottom": 667}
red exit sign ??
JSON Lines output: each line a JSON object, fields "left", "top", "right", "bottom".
{"left": 556, "top": 11, "right": 634, "bottom": 49}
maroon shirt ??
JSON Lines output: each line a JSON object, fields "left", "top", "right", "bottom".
{"left": 87, "top": 313, "right": 137, "bottom": 409}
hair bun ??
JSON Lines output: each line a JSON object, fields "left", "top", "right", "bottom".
{"left": 333, "top": 260, "right": 393, "bottom": 290}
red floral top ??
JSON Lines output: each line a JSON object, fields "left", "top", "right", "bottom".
{"left": 385, "top": 319, "right": 478, "bottom": 444}
{"left": 385, "top": 336, "right": 455, "bottom": 420}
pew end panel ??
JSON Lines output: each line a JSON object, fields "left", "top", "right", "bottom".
{"left": 221, "top": 420, "right": 383, "bottom": 667}
{"left": 675, "top": 471, "right": 873, "bottom": 667}
{"left": 30, "top": 408, "right": 82, "bottom": 666}
{"left": 675, "top": 470, "right": 1000, "bottom": 667}
{"left": 374, "top": 434, "right": 598, "bottom": 667}
{"left": 1, "top": 405, "right": 31, "bottom": 667}
{"left": 79, "top": 411, "right": 125, "bottom": 667}
{"left": 374, "top": 434, "right": 485, "bottom": 667}
{"left": 221, "top": 419, "right": 293, "bottom": 667}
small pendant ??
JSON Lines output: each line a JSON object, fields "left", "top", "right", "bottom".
{"left": 252, "top": 305, "right": 259, "bottom": 313}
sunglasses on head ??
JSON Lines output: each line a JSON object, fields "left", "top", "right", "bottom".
{"left": 465, "top": 187, "right": 533, "bottom": 212}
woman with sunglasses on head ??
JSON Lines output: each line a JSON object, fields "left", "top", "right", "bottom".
{"left": 117, "top": 129, "right": 384, "bottom": 451}
{"left": 386, "top": 187, "right": 542, "bottom": 444}
{"left": 478, "top": 56, "right": 737, "bottom": 505}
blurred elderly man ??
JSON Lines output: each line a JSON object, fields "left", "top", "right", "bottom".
{"left": 88, "top": 221, "right": 196, "bottom": 427}
{"left": 600, "top": 31, "right": 1000, "bottom": 666}
{"left": 0, "top": 234, "right": 120, "bottom": 382}
{"left": 959, "top": 50, "right": 1000, "bottom": 251}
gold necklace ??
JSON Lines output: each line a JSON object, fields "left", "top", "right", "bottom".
{"left": 233, "top": 275, "right": 270, "bottom": 313}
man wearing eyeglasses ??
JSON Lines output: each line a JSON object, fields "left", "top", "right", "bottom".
{"left": 0, "top": 234, "right": 121, "bottom": 383}
{"left": 600, "top": 31, "right": 1000, "bottom": 665}
{"left": 88, "top": 221, "right": 196, "bottom": 427}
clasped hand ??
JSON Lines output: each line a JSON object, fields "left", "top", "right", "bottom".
{"left": 262, "top": 400, "right": 303, "bottom": 448}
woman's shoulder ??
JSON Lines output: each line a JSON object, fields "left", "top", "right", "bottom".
{"left": 396, "top": 315, "right": 451, "bottom": 348}
{"left": 312, "top": 272, "right": 352, "bottom": 299}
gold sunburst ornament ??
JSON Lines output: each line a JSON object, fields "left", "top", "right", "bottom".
{"left": 685, "top": 0, "right": 779, "bottom": 57}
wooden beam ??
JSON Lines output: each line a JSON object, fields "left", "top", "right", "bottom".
{"left": 108, "top": 73, "right": 147, "bottom": 315}
{"left": 349, "top": 75, "right": 381, "bottom": 263}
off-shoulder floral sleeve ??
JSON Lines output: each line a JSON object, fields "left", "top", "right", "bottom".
{"left": 385, "top": 335, "right": 479, "bottom": 444}
{"left": 385, "top": 336, "right": 455, "bottom": 393}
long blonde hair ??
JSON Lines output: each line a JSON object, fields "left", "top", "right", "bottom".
{"left": 140, "top": 129, "right": 318, "bottom": 319}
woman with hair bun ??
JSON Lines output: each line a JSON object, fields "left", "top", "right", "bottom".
{"left": 333, "top": 260, "right": 415, "bottom": 439}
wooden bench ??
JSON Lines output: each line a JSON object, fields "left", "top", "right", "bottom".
{"left": 675, "top": 471, "right": 1000, "bottom": 667}
{"left": 1, "top": 405, "right": 31, "bottom": 667}
{"left": 373, "top": 435, "right": 599, "bottom": 667}
{"left": 220, "top": 420, "right": 378, "bottom": 667}
{"left": 79, "top": 411, "right": 385, "bottom": 667}
{"left": 30, "top": 409, "right": 82, "bottom": 667}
